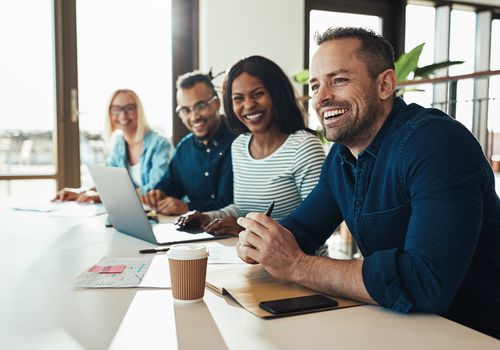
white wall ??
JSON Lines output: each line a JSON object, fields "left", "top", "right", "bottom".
{"left": 199, "top": 0, "right": 305, "bottom": 90}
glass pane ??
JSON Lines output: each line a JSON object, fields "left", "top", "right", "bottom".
{"left": 489, "top": 19, "right": 500, "bottom": 188}
{"left": 76, "top": 0, "right": 172, "bottom": 187}
{"left": 449, "top": 9, "right": 476, "bottom": 131}
{"left": 0, "top": 0, "right": 56, "bottom": 178}
{"left": 403, "top": 4, "right": 435, "bottom": 108}
{"left": 308, "top": 10, "right": 382, "bottom": 131}
{"left": 488, "top": 20, "right": 500, "bottom": 135}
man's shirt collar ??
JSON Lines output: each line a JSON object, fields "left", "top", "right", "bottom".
{"left": 193, "top": 117, "right": 232, "bottom": 149}
{"left": 337, "top": 97, "right": 407, "bottom": 162}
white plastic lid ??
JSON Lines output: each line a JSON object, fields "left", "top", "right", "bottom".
{"left": 167, "top": 244, "right": 209, "bottom": 260}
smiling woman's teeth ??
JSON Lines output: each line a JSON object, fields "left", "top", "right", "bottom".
{"left": 324, "top": 108, "right": 347, "bottom": 119}
{"left": 245, "top": 113, "right": 262, "bottom": 120}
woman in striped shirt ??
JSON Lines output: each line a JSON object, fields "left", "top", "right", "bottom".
{"left": 177, "top": 56, "right": 325, "bottom": 235}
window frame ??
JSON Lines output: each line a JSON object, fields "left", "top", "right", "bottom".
{"left": 0, "top": 0, "right": 198, "bottom": 191}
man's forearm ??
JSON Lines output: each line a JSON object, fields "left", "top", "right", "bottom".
{"left": 290, "top": 255, "right": 377, "bottom": 304}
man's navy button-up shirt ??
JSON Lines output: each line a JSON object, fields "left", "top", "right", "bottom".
{"left": 281, "top": 98, "right": 500, "bottom": 333}
{"left": 156, "top": 119, "right": 236, "bottom": 211}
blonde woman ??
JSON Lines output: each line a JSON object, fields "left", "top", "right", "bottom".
{"left": 54, "top": 89, "right": 173, "bottom": 203}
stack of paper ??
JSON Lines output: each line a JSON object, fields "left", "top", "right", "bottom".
{"left": 206, "top": 244, "right": 245, "bottom": 264}
{"left": 12, "top": 200, "right": 106, "bottom": 217}
{"left": 75, "top": 256, "right": 171, "bottom": 288}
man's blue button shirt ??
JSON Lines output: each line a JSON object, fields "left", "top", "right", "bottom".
{"left": 281, "top": 98, "right": 500, "bottom": 333}
{"left": 156, "top": 119, "right": 236, "bottom": 211}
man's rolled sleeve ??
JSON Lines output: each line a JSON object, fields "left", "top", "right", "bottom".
{"left": 362, "top": 250, "right": 413, "bottom": 312}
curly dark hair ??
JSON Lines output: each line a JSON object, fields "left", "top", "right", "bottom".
{"left": 176, "top": 70, "right": 218, "bottom": 97}
{"left": 315, "top": 27, "right": 395, "bottom": 78}
{"left": 223, "top": 55, "right": 313, "bottom": 135}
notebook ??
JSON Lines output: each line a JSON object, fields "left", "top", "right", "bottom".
{"left": 87, "top": 164, "right": 231, "bottom": 245}
{"left": 206, "top": 264, "right": 364, "bottom": 318}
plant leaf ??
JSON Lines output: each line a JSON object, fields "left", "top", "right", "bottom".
{"left": 293, "top": 70, "right": 310, "bottom": 84}
{"left": 395, "top": 43, "right": 424, "bottom": 83}
{"left": 413, "top": 61, "right": 465, "bottom": 78}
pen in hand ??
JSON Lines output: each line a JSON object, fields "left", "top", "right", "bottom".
{"left": 242, "top": 201, "right": 275, "bottom": 252}
{"left": 265, "top": 201, "right": 275, "bottom": 217}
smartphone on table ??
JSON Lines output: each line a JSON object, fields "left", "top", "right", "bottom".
{"left": 259, "top": 294, "right": 339, "bottom": 314}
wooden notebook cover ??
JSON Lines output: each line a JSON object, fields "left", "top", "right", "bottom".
{"left": 205, "top": 264, "right": 363, "bottom": 318}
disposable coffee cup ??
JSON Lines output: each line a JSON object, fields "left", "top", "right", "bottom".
{"left": 167, "top": 244, "right": 209, "bottom": 303}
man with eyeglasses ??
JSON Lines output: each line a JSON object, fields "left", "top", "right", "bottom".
{"left": 141, "top": 71, "right": 236, "bottom": 215}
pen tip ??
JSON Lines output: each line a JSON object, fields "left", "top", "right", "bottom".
{"left": 265, "top": 201, "right": 275, "bottom": 217}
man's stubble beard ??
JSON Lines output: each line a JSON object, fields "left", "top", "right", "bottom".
{"left": 195, "top": 114, "right": 220, "bottom": 142}
{"left": 324, "top": 91, "right": 383, "bottom": 148}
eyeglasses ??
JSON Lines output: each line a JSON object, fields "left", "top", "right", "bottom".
{"left": 110, "top": 104, "right": 137, "bottom": 116}
{"left": 176, "top": 95, "right": 218, "bottom": 118}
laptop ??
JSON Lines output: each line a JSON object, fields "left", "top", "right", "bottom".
{"left": 88, "top": 164, "right": 231, "bottom": 245}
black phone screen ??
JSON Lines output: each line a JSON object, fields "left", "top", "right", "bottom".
{"left": 258, "top": 294, "right": 339, "bottom": 314}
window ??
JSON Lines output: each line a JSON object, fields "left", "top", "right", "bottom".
{"left": 404, "top": 4, "right": 435, "bottom": 108}
{"left": 489, "top": 19, "right": 500, "bottom": 155}
{"left": 307, "top": 10, "right": 382, "bottom": 131}
{"left": 76, "top": 0, "right": 172, "bottom": 187}
{"left": 0, "top": 0, "right": 57, "bottom": 199}
{"left": 0, "top": 0, "right": 177, "bottom": 199}
{"left": 449, "top": 9, "right": 476, "bottom": 130}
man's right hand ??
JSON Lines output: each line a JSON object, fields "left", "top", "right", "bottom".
{"left": 175, "top": 210, "right": 211, "bottom": 228}
{"left": 236, "top": 213, "right": 306, "bottom": 279}
{"left": 141, "top": 189, "right": 167, "bottom": 209}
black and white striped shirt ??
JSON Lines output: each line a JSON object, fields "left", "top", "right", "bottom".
{"left": 206, "top": 130, "right": 325, "bottom": 221}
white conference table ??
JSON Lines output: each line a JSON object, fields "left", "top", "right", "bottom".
{"left": 0, "top": 204, "right": 498, "bottom": 350}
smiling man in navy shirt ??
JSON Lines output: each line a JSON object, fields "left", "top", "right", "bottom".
{"left": 236, "top": 27, "right": 500, "bottom": 338}
{"left": 142, "top": 71, "right": 236, "bottom": 215}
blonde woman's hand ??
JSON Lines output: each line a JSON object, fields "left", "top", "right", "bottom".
{"left": 75, "top": 190, "right": 101, "bottom": 203}
{"left": 52, "top": 187, "right": 83, "bottom": 202}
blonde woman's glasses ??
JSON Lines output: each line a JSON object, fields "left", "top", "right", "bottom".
{"left": 110, "top": 104, "right": 137, "bottom": 116}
